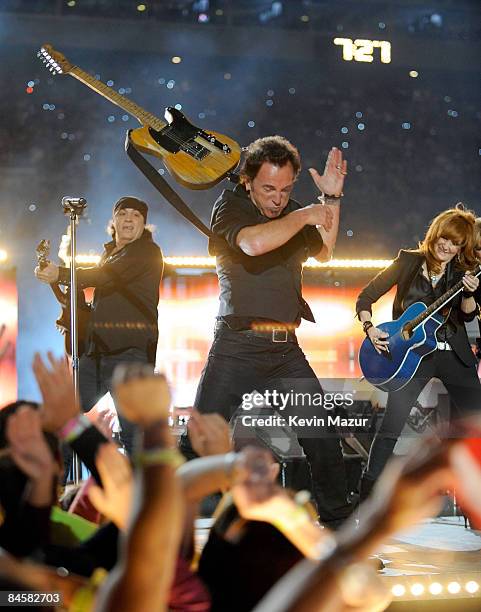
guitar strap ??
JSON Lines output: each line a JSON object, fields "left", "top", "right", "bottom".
{"left": 125, "top": 130, "right": 219, "bottom": 239}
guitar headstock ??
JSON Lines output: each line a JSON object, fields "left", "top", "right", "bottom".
{"left": 37, "top": 44, "right": 73, "bottom": 75}
{"left": 36, "top": 239, "right": 51, "bottom": 268}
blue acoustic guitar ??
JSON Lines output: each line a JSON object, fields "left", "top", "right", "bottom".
{"left": 359, "top": 267, "right": 481, "bottom": 392}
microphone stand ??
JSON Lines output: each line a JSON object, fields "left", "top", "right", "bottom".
{"left": 62, "top": 196, "right": 87, "bottom": 484}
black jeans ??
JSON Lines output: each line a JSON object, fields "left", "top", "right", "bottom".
{"left": 180, "top": 325, "right": 351, "bottom": 525}
{"left": 363, "top": 350, "right": 481, "bottom": 486}
{"left": 78, "top": 348, "right": 150, "bottom": 454}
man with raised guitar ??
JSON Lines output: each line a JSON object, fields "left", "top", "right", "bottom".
{"left": 35, "top": 196, "right": 163, "bottom": 454}
{"left": 356, "top": 207, "right": 481, "bottom": 501}
{"left": 180, "top": 135, "right": 352, "bottom": 529}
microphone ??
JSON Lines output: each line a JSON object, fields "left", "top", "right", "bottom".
{"left": 62, "top": 197, "right": 87, "bottom": 216}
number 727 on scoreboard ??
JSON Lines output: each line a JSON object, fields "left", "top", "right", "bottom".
{"left": 333, "top": 38, "right": 392, "bottom": 64}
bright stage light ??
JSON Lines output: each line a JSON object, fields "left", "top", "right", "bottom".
{"left": 411, "top": 583, "right": 424, "bottom": 596}
{"left": 465, "top": 581, "right": 479, "bottom": 594}
{"left": 0, "top": 250, "right": 7, "bottom": 263}
{"left": 63, "top": 255, "right": 101, "bottom": 266}
{"left": 71, "top": 255, "right": 394, "bottom": 270}
{"left": 429, "top": 582, "right": 443, "bottom": 595}
{"left": 304, "top": 258, "right": 393, "bottom": 269}
{"left": 392, "top": 584, "right": 406, "bottom": 597}
{"left": 447, "top": 581, "right": 461, "bottom": 594}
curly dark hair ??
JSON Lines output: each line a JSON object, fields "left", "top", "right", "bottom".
{"left": 239, "top": 136, "right": 301, "bottom": 184}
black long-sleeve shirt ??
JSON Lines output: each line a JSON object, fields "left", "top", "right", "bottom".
{"left": 59, "top": 230, "right": 163, "bottom": 359}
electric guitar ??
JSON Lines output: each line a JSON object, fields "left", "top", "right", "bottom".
{"left": 36, "top": 239, "right": 91, "bottom": 357}
{"left": 359, "top": 267, "right": 481, "bottom": 392}
{"left": 37, "top": 44, "right": 241, "bottom": 190}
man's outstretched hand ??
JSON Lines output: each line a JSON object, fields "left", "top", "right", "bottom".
{"left": 309, "top": 146, "right": 347, "bottom": 198}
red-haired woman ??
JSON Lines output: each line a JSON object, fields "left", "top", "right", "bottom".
{"left": 356, "top": 207, "right": 481, "bottom": 498}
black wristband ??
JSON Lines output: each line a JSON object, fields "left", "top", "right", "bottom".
{"left": 362, "top": 321, "right": 373, "bottom": 335}
{"left": 462, "top": 289, "right": 475, "bottom": 298}
{"left": 321, "top": 191, "right": 343, "bottom": 200}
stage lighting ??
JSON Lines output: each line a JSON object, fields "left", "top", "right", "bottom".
{"left": 447, "top": 581, "right": 461, "bottom": 594}
{"left": 411, "top": 583, "right": 424, "bottom": 596}
{"left": 465, "top": 581, "right": 479, "bottom": 594}
{"left": 429, "top": 582, "right": 443, "bottom": 595}
{"left": 0, "top": 250, "right": 7, "bottom": 263}
{"left": 72, "top": 255, "right": 394, "bottom": 270}
{"left": 392, "top": 584, "right": 406, "bottom": 597}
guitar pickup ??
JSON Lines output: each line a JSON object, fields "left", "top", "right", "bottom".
{"left": 181, "top": 141, "right": 210, "bottom": 161}
{"left": 198, "top": 130, "right": 231, "bottom": 154}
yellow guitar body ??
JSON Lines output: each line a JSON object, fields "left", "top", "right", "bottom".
{"left": 130, "top": 126, "right": 241, "bottom": 190}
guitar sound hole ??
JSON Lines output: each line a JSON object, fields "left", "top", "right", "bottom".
{"left": 401, "top": 324, "right": 413, "bottom": 340}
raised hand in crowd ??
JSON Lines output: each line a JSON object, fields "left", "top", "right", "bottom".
{"left": 230, "top": 446, "right": 278, "bottom": 503}
{"left": 32, "top": 352, "right": 79, "bottom": 432}
{"left": 112, "top": 362, "right": 170, "bottom": 426}
{"left": 88, "top": 443, "right": 134, "bottom": 531}
{"left": 6, "top": 405, "right": 58, "bottom": 507}
{"left": 231, "top": 447, "right": 337, "bottom": 561}
{"left": 358, "top": 438, "right": 454, "bottom": 541}
{"left": 187, "top": 409, "right": 232, "bottom": 457}
{"left": 96, "top": 364, "right": 184, "bottom": 612}
{"left": 252, "top": 437, "right": 456, "bottom": 612}
{"left": 88, "top": 405, "right": 118, "bottom": 438}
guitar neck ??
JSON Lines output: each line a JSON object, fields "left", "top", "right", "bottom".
{"left": 69, "top": 66, "right": 166, "bottom": 131}
{"left": 411, "top": 266, "right": 481, "bottom": 330}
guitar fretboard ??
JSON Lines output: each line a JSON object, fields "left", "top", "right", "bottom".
{"left": 411, "top": 266, "right": 481, "bottom": 331}
{"left": 70, "top": 66, "right": 166, "bottom": 131}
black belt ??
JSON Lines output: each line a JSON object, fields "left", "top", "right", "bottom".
{"left": 214, "top": 321, "right": 297, "bottom": 343}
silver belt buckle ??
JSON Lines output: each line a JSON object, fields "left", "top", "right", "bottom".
{"left": 437, "top": 341, "right": 451, "bottom": 351}
{"left": 272, "top": 329, "right": 288, "bottom": 342}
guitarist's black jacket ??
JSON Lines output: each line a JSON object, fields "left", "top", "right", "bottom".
{"left": 356, "top": 249, "right": 477, "bottom": 367}
{"left": 58, "top": 229, "right": 163, "bottom": 360}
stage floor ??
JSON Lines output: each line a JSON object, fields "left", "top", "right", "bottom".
{"left": 379, "top": 516, "right": 481, "bottom": 575}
